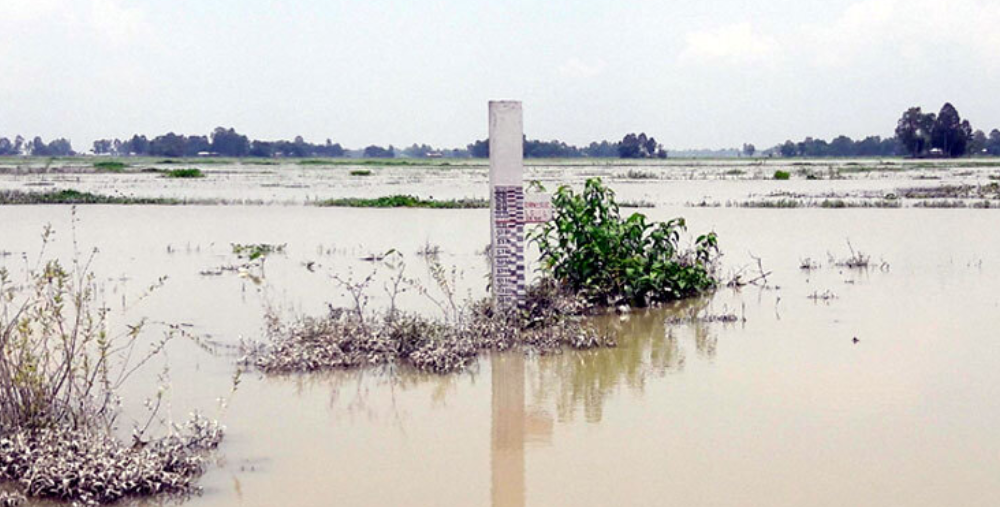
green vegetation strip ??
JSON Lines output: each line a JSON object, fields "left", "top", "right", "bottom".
{"left": 93, "top": 160, "right": 127, "bottom": 171}
{"left": 0, "top": 189, "right": 262, "bottom": 205}
{"left": 315, "top": 195, "right": 487, "bottom": 208}
{"left": 165, "top": 168, "right": 204, "bottom": 178}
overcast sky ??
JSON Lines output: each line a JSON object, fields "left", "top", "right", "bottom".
{"left": 2, "top": 0, "right": 999, "bottom": 151}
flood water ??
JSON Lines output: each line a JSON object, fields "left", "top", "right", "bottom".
{"left": 1, "top": 160, "right": 999, "bottom": 506}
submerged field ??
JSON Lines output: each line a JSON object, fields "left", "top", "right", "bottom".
{"left": 1, "top": 158, "right": 999, "bottom": 506}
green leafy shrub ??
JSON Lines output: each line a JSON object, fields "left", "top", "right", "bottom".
{"left": 530, "top": 178, "right": 718, "bottom": 307}
{"left": 165, "top": 168, "right": 204, "bottom": 178}
{"left": 773, "top": 170, "right": 791, "bottom": 180}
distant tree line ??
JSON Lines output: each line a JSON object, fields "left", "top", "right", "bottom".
{"left": 465, "top": 133, "right": 665, "bottom": 159}
{"left": 5, "top": 106, "right": 1000, "bottom": 159}
{"left": 769, "top": 103, "right": 1000, "bottom": 158}
{"left": 0, "top": 136, "right": 75, "bottom": 156}
{"left": 772, "top": 135, "right": 901, "bottom": 158}
{"left": 88, "top": 128, "right": 346, "bottom": 158}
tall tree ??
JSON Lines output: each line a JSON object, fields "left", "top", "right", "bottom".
{"left": 988, "top": 129, "right": 1000, "bottom": 156}
{"left": 895, "top": 107, "right": 935, "bottom": 157}
{"left": 210, "top": 127, "right": 250, "bottom": 157}
{"left": 969, "top": 130, "right": 988, "bottom": 155}
{"left": 931, "top": 103, "right": 972, "bottom": 157}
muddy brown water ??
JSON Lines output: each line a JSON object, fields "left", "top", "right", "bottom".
{"left": 1, "top": 162, "right": 999, "bottom": 506}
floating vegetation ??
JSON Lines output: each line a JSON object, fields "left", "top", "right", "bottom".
{"left": 799, "top": 258, "right": 821, "bottom": 270}
{"left": 666, "top": 312, "right": 741, "bottom": 324}
{"left": 314, "top": 195, "right": 488, "bottom": 209}
{"left": 0, "top": 416, "right": 223, "bottom": 505}
{"left": 898, "top": 183, "right": 1000, "bottom": 200}
{"left": 698, "top": 198, "right": 902, "bottom": 209}
{"left": 624, "top": 169, "right": 658, "bottom": 179}
{"left": 618, "top": 199, "right": 655, "bottom": 208}
{"left": 299, "top": 158, "right": 451, "bottom": 167}
{"left": 93, "top": 161, "right": 127, "bottom": 172}
{"left": 231, "top": 243, "right": 286, "bottom": 259}
{"left": 0, "top": 189, "right": 262, "bottom": 206}
{"left": 164, "top": 168, "right": 204, "bottom": 178}
{"left": 808, "top": 290, "right": 838, "bottom": 301}
{"left": 832, "top": 240, "right": 871, "bottom": 269}
{"left": 349, "top": 169, "right": 373, "bottom": 176}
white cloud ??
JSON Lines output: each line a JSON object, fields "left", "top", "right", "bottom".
{"left": 808, "top": 0, "right": 1000, "bottom": 68}
{"left": 89, "top": 0, "right": 149, "bottom": 44}
{"left": 3, "top": 0, "right": 62, "bottom": 22}
{"left": 0, "top": 0, "right": 148, "bottom": 42}
{"left": 679, "top": 22, "right": 780, "bottom": 66}
{"left": 557, "top": 58, "right": 607, "bottom": 79}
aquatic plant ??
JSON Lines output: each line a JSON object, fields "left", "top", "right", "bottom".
{"left": 231, "top": 243, "right": 286, "bottom": 279}
{"left": 245, "top": 256, "right": 612, "bottom": 375}
{"left": 624, "top": 169, "right": 658, "bottom": 179}
{"left": 0, "top": 223, "right": 224, "bottom": 504}
{"left": 530, "top": 178, "right": 719, "bottom": 307}
{"left": 773, "top": 170, "right": 791, "bottom": 180}
{"left": 164, "top": 168, "right": 204, "bottom": 178}
{"left": 0, "top": 190, "right": 266, "bottom": 206}
{"left": 315, "top": 195, "right": 487, "bottom": 209}
{"left": 92, "top": 161, "right": 127, "bottom": 172}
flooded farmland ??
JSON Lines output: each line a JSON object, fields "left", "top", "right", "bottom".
{"left": 2, "top": 158, "right": 1000, "bottom": 506}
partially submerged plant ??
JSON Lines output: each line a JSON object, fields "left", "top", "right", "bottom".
{"left": 530, "top": 178, "right": 719, "bottom": 307}
{"left": 231, "top": 243, "right": 286, "bottom": 279}
{"left": 315, "top": 195, "right": 487, "bottom": 209}
{"left": 244, "top": 254, "right": 613, "bottom": 376}
{"left": 0, "top": 223, "right": 223, "bottom": 505}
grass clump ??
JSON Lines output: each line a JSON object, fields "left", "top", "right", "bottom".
{"left": 349, "top": 169, "right": 373, "bottom": 176}
{"left": 315, "top": 195, "right": 487, "bottom": 209}
{"left": 773, "top": 170, "right": 791, "bottom": 180}
{"left": 164, "top": 168, "right": 204, "bottom": 179}
{"left": 93, "top": 161, "right": 127, "bottom": 172}
{"left": 530, "top": 178, "right": 719, "bottom": 307}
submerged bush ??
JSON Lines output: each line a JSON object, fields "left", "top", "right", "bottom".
{"left": 245, "top": 256, "right": 612, "bottom": 375}
{"left": 0, "top": 226, "right": 223, "bottom": 504}
{"left": 530, "top": 178, "right": 718, "bottom": 307}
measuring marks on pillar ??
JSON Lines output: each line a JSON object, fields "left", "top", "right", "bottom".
{"left": 492, "top": 185, "right": 525, "bottom": 311}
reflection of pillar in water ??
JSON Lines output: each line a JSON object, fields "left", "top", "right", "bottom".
{"left": 491, "top": 353, "right": 525, "bottom": 507}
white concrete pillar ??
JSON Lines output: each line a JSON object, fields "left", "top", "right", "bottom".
{"left": 489, "top": 101, "right": 525, "bottom": 311}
